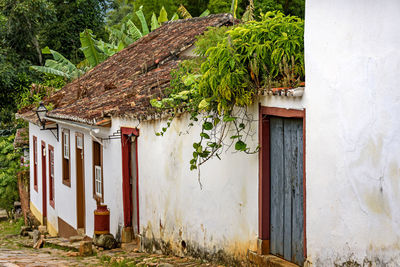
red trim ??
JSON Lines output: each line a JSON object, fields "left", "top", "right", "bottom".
{"left": 303, "top": 110, "right": 307, "bottom": 257}
{"left": 48, "top": 145, "right": 55, "bottom": 209}
{"left": 259, "top": 106, "right": 306, "bottom": 258}
{"left": 258, "top": 104, "right": 270, "bottom": 240}
{"left": 41, "top": 141, "right": 47, "bottom": 218}
{"left": 260, "top": 106, "right": 305, "bottom": 118}
{"left": 121, "top": 127, "right": 140, "bottom": 232}
{"left": 33, "top": 136, "right": 38, "bottom": 192}
{"left": 135, "top": 138, "right": 140, "bottom": 233}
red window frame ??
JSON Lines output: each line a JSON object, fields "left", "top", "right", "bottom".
{"left": 33, "top": 135, "right": 38, "bottom": 192}
{"left": 48, "top": 145, "right": 55, "bottom": 208}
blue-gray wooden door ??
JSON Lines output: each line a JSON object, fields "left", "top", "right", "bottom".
{"left": 270, "top": 117, "right": 304, "bottom": 265}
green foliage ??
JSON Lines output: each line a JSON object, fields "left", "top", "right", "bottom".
{"left": 207, "top": 0, "right": 245, "bottom": 16}
{"left": 17, "top": 83, "right": 57, "bottom": 110}
{"left": 255, "top": 0, "right": 305, "bottom": 19}
{"left": 151, "top": 12, "right": 304, "bottom": 173}
{"left": 0, "top": 135, "right": 24, "bottom": 217}
{"left": 80, "top": 29, "right": 109, "bottom": 68}
{"left": 199, "top": 11, "right": 304, "bottom": 114}
{"left": 0, "top": 0, "right": 56, "bottom": 64}
{"left": 31, "top": 47, "right": 86, "bottom": 80}
{"left": 39, "top": 0, "right": 108, "bottom": 62}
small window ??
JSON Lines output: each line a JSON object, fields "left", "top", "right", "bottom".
{"left": 63, "top": 131, "right": 69, "bottom": 159}
{"left": 62, "top": 129, "right": 70, "bottom": 186}
{"left": 33, "top": 136, "right": 38, "bottom": 191}
{"left": 92, "top": 141, "right": 103, "bottom": 201}
{"left": 76, "top": 135, "right": 83, "bottom": 150}
{"left": 49, "top": 145, "right": 55, "bottom": 208}
{"left": 94, "top": 166, "right": 102, "bottom": 197}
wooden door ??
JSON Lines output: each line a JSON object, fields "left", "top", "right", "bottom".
{"left": 130, "top": 140, "right": 139, "bottom": 234}
{"left": 270, "top": 117, "right": 304, "bottom": 265}
{"left": 121, "top": 127, "right": 139, "bottom": 235}
{"left": 76, "top": 133, "right": 85, "bottom": 231}
{"left": 41, "top": 141, "right": 47, "bottom": 221}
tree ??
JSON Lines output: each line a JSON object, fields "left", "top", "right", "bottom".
{"left": 0, "top": 0, "right": 56, "bottom": 65}
{"left": 207, "top": 0, "right": 245, "bottom": 16}
{"left": 39, "top": 0, "right": 108, "bottom": 63}
{"left": 0, "top": 135, "right": 23, "bottom": 218}
{"left": 254, "top": 0, "right": 304, "bottom": 18}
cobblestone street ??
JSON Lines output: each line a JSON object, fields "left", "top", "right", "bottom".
{"left": 0, "top": 217, "right": 223, "bottom": 267}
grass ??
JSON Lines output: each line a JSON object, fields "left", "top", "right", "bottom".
{"left": 99, "top": 255, "right": 138, "bottom": 267}
{"left": 0, "top": 217, "right": 24, "bottom": 236}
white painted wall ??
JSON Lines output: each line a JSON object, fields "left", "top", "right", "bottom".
{"left": 114, "top": 92, "right": 307, "bottom": 260}
{"left": 305, "top": 0, "right": 400, "bottom": 265}
{"left": 29, "top": 122, "right": 125, "bottom": 238}
{"left": 29, "top": 122, "right": 59, "bottom": 229}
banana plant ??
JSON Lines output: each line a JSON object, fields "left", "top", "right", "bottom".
{"left": 80, "top": 29, "right": 109, "bottom": 68}
{"left": 231, "top": 0, "right": 238, "bottom": 18}
{"left": 150, "top": 6, "right": 179, "bottom": 31}
{"left": 30, "top": 47, "right": 86, "bottom": 81}
{"left": 178, "top": 5, "right": 210, "bottom": 19}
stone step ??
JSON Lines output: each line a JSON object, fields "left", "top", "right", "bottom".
{"left": 77, "top": 228, "right": 85, "bottom": 237}
{"left": 248, "top": 250, "right": 299, "bottom": 267}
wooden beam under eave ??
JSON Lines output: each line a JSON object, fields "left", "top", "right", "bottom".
{"left": 96, "top": 118, "right": 112, "bottom": 128}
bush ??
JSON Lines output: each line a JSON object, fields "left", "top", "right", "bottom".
{"left": 0, "top": 135, "right": 24, "bottom": 218}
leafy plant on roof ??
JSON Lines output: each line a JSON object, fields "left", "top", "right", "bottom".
{"left": 151, "top": 11, "right": 304, "bottom": 182}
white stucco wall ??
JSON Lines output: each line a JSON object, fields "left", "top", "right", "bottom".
{"left": 113, "top": 91, "right": 307, "bottom": 260}
{"left": 29, "top": 122, "right": 125, "bottom": 238}
{"left": 305, "top": 0, "right": 400, "bottom": 265}
{"left": 29, "top": 122, "right": 59, "bottom": 230}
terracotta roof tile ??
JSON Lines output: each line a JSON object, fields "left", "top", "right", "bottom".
{"left": 17, "top": 14, "right": 235, "bottom": 125}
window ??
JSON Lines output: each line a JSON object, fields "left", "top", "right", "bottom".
{"left": 33, "top": 136, "right": 38, "bottom": 191}
{"left": 76, "top": 135, "right": 83, "bottom": 150}
{"left": 49, "top": 145, "right": 55, "bottom": 208}
{"left": 62, "top": 129, "right": 70, "bottom": 186}
{"left": 95, "top": 166, "right": 102, "bottom": 197}
{"left": 92, "top": 141, "right": 103, "bottom": 202}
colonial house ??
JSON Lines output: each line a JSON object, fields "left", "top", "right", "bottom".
{"left": 17, "top": 1, "right": 400, "bottom": 266}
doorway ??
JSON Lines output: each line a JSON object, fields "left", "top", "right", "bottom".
{"left": 76, "top": 133, "right": 85, "bottom": 232}
{"left": 259, "top": 107, "right": 306, "bottom": 266}
{"left": 41, "top": 141, "right": 47, "bottom": 223}
{"left": 121, "top": 127, "right": 139, "bottom": 237}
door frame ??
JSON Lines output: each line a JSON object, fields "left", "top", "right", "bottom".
{"left": 258, "top": 106, "right": 306, "bottom": 258}
{"left": 41, "top": 141, "right": 47, "bottom": 222}
{"left": 75, "top": 132, "right": 85, "bottom": 232}
{"left": 121, "top": 127, "right": 140, "bottom": 233}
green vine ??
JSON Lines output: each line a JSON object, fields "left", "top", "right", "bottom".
{"left": 151, "top": 11, "right": 304, "bottom": 177}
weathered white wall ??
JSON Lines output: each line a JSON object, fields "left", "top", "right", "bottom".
{"left": 29, "top": 122, "right": 59, "bottom": 230}
{"left": 305, "top": 0, "right": 400, "bottom": 265}
{"left": 114, "top": 91, "right": 307, "bottom": 261}
{"left": 29, "top": 122, "right": 125, "bottom": 238}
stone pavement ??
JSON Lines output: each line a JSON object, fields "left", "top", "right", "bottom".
{"left": 0, "top": 219, "right": 224, "bottom": 267}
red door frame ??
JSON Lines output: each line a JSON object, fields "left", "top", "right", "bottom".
{"left": 121, "top": 127, "right": 140, "bottom": 232}
{"left": 41, "top": 141, "right": 47, "bottom": 220}
{"left": 258, "top": 106, "right": 306, "bottom": 257}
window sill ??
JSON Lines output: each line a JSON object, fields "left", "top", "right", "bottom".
{"left": 93, "top": 194, "right": 103, "bottom": 204}
{"left": 62, "top": 179, "right": 71, "bottom": 187}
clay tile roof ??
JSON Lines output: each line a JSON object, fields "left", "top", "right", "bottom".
{"left": 13, "top": 128, "right": 29, "bottom": 148}
{"left": 17, "top": 13, "right": 235, "bottom": 126}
